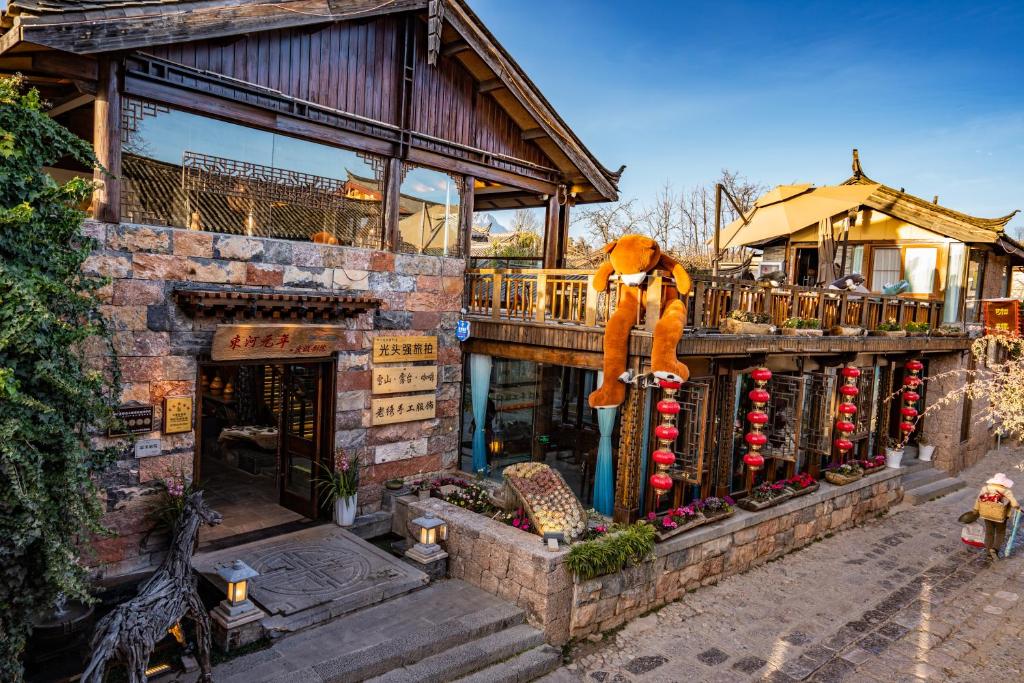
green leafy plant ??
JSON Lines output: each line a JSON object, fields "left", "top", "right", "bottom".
{"left": 0, "top": 75, "right": 119, "bottom": 680}
{"left": 905, "top": 321, "right": 930, "bottom": 334}
{"left": 728, "top": 310, "right": 771, "bottom": 324}
{"left": 146, "top": 473, "right": 194, "bottom": 533}
{"left": 565, "top": 522, "right": 656, "bottom": 581}
{"left": 316, "top": 453, "right": 360, "bottom": 501}
{"left": 876, "top": 318, "right": 903, "bottom": 332}
{"left": 782, "top": 317, "right": 821, "bottom": 329}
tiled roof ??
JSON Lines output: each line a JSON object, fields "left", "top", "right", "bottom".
{"left": 8, "top": 1, "right": 187, "bottom": 13}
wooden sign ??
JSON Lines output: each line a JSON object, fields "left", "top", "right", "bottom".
{"left": 371, "top": 393, "right": 437, "bottom": 425}
{"left": 983, "top": 299, "right": 1020, "bottom": 336}
{"left": 109, "top": 403, "right": 154, "bottom": 436}
{"left": 163, "top": 396, "right": 194, "bottom": 434}
{"left": 372, "top": 365, "right": 438, "bottom": 395}
{"left": 211, "top": 324, "right": 348, "bottom": 361}
{"left": 372, "top": 335, "right": 437, "bottom": 363}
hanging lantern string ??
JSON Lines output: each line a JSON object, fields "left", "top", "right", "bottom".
{"left": 650, "top": 379, "right": 681, "bottom": 501}
{"left": 834, "top": 366, "right": 860, "bottom": 464}
{"left": 898, "top": 359, "right": 924, "bottom": 447}
{"left": 743, "top": 367, "right": 771, "bottom": 492}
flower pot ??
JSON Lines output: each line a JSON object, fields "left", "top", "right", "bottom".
{"left": 824, "top": 470, "right": 862, "bottom": 486}
{"left": 919, "top": 444, "right": 935, "bottom": 462}
{"left": 653, "top": 513, "right": 707, "bottom": 542}
{"left": 334, "top": 495, "right": 357, "bottom": 526}
{"left": 738, "top": 490, "right": 793, "bottom": 511}
{"left": 885, "top": 449, "right": 904, "bottom": 469}
{"left": 785, "top": 481, "right": 820, "bottom": 497}
{"left": 871, "top": 330, "right": 907, "bottom": 337}
{"left": 720, "top": 318, "right": 775, "bottom": 335}
{"left": 781, "top": 328, "right": 823, "bottom": 336}
{"left": 829, "top": 325, "right": 865, "bottom": 337}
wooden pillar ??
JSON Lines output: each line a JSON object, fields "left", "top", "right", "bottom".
{"left": 542, "top": 194, "right": 560, "bottom": 269}
{"left": 93, "top": 56, "right": 121, "bottom": 223}
{"left": 557, "top": 198, "right": 572, "bottom": 269}
{"left": 383, "top": 157, "right": 402, "bottom": 251}
{"left": 461, "top": 175, "right": 475, "bottom": 260}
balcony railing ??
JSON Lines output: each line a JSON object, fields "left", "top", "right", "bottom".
{"left": 465, "top": 268, "right": 945, "bottom": 332}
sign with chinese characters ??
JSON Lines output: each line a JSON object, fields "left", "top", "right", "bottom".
{"left": 983, "top": 298, "right": 1020, "bottom": 336}
{"left": 134, "top": 438, "right": 161, "bottom": 458}
{"left": 163, "top": 396, "right": 194, "bottom": 434}
{"left": 372, "top": 335, "right": 437, "bottom": 363}
{"left": 371, "top": 393, "right": 437, "bottom": 425}
{"left": 372, "top": 365, "right": 438, "bottom": 395}
{"left": 211, "top": 324, "right": 347, "bottom": 361}
{"left": 455, "top": 319, "right": 471, "bottom": 342}
{"left": 109, "top": 403, "right": 154, "bottom": 436}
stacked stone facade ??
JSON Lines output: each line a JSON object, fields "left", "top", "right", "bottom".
{"left": 82, "top": 221, "right": 464, "bottom": 578}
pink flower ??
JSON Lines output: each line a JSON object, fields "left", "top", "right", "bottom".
{"left": 647, "top": 512, "right": 657, "bottom": 521}
{"left": 595, "top": 525, "right": 607, "bottom": 533}
{"left": 512, "top": 519, "right": 521, "bottom": 528}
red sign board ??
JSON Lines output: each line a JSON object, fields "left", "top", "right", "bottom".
{"left": 983, "top": 299, "right": 1021, "bottom": 336}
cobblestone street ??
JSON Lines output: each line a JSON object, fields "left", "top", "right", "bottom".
{"left": 544, "top": 448, "right": 1024, "bottom": 683}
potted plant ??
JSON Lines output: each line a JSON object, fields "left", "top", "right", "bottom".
{"left": 738, "top": 481, "right": 793, "bottom": 511}
{"left": 649, "top": 503, "right": 705, "bottom": 541}
{"left": 829, "top": 323, "right": 865, "bottom": 337}
{"left": 696, "top": 495, "right": 736, "bottom": 522}
{"left": 932, "top": 324, "right": 964, "bottom": 337}
{"left": 721, "top": 310, "right": 775, "bottom": 335}
{"left": 884, "top": 436, "right": 905, "bottom": 468}
{"left": 905, "top": 321, "right": 930, "bottom": 337}
{"left": 872, "top": 318, "right": 906, "bottom": 337}
{"left": 316, "top": 454, "right": 360, "bottom": 526}
{"left": 385, "top": 478, "right": 406, "bottom": 491}
{"left": 823, "top": 462, "right": 863, "bottom": 486}
{"left": 781, "top": 317, "right": 823, "bottom": 337}
{"left": 858, "top": 454, "right": 886, "bottom": 474}
{"left": 782, "top": 472, "right": 819, "bottom": 497}
{"left": 918, "top": 435, "right": 935, "bottom": 462}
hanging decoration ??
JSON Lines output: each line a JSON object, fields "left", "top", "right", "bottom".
{"left": 649, "top": 379, "right": 682, "bottom": 500}
{"left": 743, "top": 367, "right": 771, "bottom": 489}
{"left": 900, "top": 359, "right": 924, "bottom": 439}
{"left": 834, "top": 366, "right": 861, "bottom": 462}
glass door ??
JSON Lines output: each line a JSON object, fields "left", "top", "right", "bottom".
{"left": 279, "top": 363, "right": 323, "bottom": 518}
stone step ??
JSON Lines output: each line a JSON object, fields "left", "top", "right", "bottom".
{"left": 454, "top": 644, "right": 563, "bottom": 683}
{"left": 902, "top": 467, "right": 946, "bottom": 490}
{"left": 899, "top": 456, "right": 933, "bottom": 475}
{"left": 367, "top": 624, "right": 545, "bottom": 683}
{"left": 904, "top": 477, "right": 966, "bottom": 505}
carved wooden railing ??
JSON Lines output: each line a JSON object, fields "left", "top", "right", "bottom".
{"left": 465, "top": 268, "right": 946, "bottom": 332}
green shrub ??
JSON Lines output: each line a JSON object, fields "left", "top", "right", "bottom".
{"left": 565, "top": 522, "right": 656, "bottom": 581}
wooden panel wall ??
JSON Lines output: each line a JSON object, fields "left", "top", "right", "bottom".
{"left": 148, "top": 18, "right": 401, "bottom": 125}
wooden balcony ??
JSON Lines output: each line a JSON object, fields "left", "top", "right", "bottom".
{"left": 464, "top": 268, "right": 967, "bottom": 363}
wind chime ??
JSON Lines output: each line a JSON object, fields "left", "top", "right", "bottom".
{"left": 900, "top": 359, "right": 924, "bottom": 440}
{"left": 743, "top": 367, "right": 772, "bottom": 490}
{"left": 834, "top": 366, "right": 861, "bottom": 462}
{"left": 649, "top": 379, "right": 681, "bottom": 501}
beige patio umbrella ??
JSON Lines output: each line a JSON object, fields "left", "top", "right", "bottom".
{"left": 717, "top": 182, "right": 880, "bottom": 249}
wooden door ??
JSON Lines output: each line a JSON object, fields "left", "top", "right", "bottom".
{"left": 279, "top": 363, "right": 323, "bottom": 518}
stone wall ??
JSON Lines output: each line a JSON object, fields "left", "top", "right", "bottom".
{"left": 921, "top": 350, "right": 994, "bottom": 475}
{"left": 82, "top": 221, "right": 464, "bottom": 577}
{"left": 407, "top": 471, "right": 903, "bottom": 645}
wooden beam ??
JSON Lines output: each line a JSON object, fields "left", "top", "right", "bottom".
{"left": 478, "top": 78, "right": 504, "bottom": 93}
{"left": 48, "top": 92, "right": 94, "bottom": 118}
{"left": 521, "top": 128, "right": 546, "bottom": 141}
{"left": 461, "top": 174, "right": 475, "bottom": 260}
{"left": 384, "top": 157, "right": 402, "bottom": 251}
{"left": 464, "top": 338, "right": 603, "bottom": 369}
{"left": 92, "top": 56, "right": 120, "bottom": 223}
{"left": 33, "top": 51, "right": 98, "bottom": 81}
{"left": 441, "top": 40, "right": 470, "bottom": 57}
{"left": 407, "top": 146, "right": 556, "bottom": 196}
{"left": 542, "top": 194, "right": 560, "bottom": 269}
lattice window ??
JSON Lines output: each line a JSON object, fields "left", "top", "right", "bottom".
{"left": 850, "top": 366, "right": 876, "bottom": 439}
{"left": 667, "top": 378, "right": 710, "bottom": 485}
{"left": 801, "top": 371, "right": 837, "bottom": 469}
{"left": 121, "top": 99, "right": 169, "bottom": 136}
{"left": 713, "top": 373, "right": 740, "bottom": 496}
{"left": 762, "top": 374, "right": 803, "bottom": 462}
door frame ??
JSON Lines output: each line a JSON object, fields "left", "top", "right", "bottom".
{"left": 193, "top": 357, "right": 337, "bottom": 521}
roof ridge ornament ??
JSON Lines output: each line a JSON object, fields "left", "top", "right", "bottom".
{"left": 851, "top": 148, "right": 863, "bottom": 179}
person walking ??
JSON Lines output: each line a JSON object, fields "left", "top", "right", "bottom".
{"left": 973, "top": 473, "right": 1020, "bottom": 560}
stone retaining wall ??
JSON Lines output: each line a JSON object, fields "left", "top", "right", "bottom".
{"left": 408, "top": 470, "right": 903, "bottom": 645}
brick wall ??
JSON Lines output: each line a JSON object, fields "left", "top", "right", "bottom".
{"left": 83, "top": 221, "right": 464, "bottom": 577}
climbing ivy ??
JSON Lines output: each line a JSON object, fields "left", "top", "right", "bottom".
{"left": 0, "top": 76, "right": 120, "bottom": 680}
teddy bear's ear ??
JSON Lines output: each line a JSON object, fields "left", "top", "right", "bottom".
{"left": 600, "top": 240, "right": 618, "bottom": 254}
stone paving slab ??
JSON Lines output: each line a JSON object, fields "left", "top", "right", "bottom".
{"left": 541, "top": 447, "right": 1024, "bottom": 683}
{"left": 193, "top": 525, "right": 427, "bottom": 616}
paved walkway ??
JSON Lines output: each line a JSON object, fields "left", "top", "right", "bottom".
{"left": 544, "top": 447, "right": 1024, "bottom": 683}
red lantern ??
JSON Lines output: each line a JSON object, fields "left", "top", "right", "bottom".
{"left": 834, "top": 438, "right": 853, "bottom": 451}
{"left": 841, "top": 367, "right": 862, "bottom": 379}
{"left": 835, "top": 420, "right": 855, "bottom": 434}
{"left": 838, "top": 403, "right": 857, "bottom": 415}
{"left": 899, "top": 421, "right": 915, "bottom": 433}
{"left": 905, "top": 360, "right": 924, "bottom": 372}
{"left": 743, "top": 452, "right": 764, "bottom": 469}
{"left": 747, "top": 411, "right": 769, "bottom": 425}
{"left": 657, "top": 400, "right": 680, "bottom": 415}
{"left": 900, "top": 407, "right": 919, "bottom": 419}
{"left": 903, "top": 376, "right": 921, "bottom": 388}
{"left": 745, "top": 432, "right": 767, "bottom": 447}
{"left": 751, "top": 368, "right": 773, "bottom": 382}
{"left": 650, "top": 472, "right": 673, "bottom": 493}
{"left": 839, "top": 384, "right": 859, "bottom": 397}
{"left": 658, "top": 379, "right": 682, "bottom": 390}
{"left": 902, "top": 391, "right": 920, "bottom": 403}
{"left": 654, "top": 425, "right": 679, "bottom": 441}
{"left": 652, "top": 449, "right": 676, "bottom": 466}
{"left": 748, "top": 389, "right": 770, "bottom": 404}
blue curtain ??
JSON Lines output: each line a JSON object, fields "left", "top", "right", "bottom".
{"left": 594, "top": 405, "right": 617, "bottom": 516}
{"left": 470, "top": 353, "right": 492, "bottom": 474}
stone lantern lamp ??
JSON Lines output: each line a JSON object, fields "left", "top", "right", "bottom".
{"left": 210, "top": 560, "right": 265, "bottom": 651}
{"left": 405, "top": 513, "right": 448, "bottom": 580}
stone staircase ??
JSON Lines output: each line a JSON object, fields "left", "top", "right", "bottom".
{"left": 213, "top": 579, "right": 560, "bottom": 683}
{"left": 901, "top": 456, "right": 965, "bottom": 505}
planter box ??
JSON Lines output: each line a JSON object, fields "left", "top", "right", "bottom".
{"left": 781, "top": 328, "right": 823, "bottom": 337}
{"left": 829, "top": 325, "right": 865, "bottom": 337}
{"left": 720, "top": 318, "right": 775, "bottom": 335}
{"left": 701, "top": 507, "right": 736, "bottom": 524}
{"left": 870, "top": 330, "right": 907, "bottom": 337}
{"left": 738, "top": 490, "right": 793, "bottom": 511}
{"left": 785, "top": 481, "right": 820, "bottom": 497}
{"left": 861, "top": 465, "right": 885, "bottom": 476}
{"left": 825, "top": 470, "right": 863, "bottom": 486}
{"left": 907, "top": 331, "right": 929, "bottom": 337}
{"left": 653, "top": 513, "right": 707, "bottom": 542}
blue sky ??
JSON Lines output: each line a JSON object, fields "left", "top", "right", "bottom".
{"left": 469, "top": 0, "right": 1024, "bottom": 229}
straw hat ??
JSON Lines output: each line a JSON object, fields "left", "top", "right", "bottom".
{"left": 986, "top": 473, "right": 1014, "bottom": 489}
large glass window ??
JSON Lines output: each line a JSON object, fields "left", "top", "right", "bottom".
{"left": 870, "top": 247, "right": 901, "bottom": 291}
{"left": 964, "top": 250, "right": 986, "bottom": 322}
{"left": 904, "top": 247, "right": 937, "bottom": 294}
{"left": 120, "top": 99, "right": 384, "bottom": 247}
{"left": 398, "top": 164, "right": 462, "bottom": 256}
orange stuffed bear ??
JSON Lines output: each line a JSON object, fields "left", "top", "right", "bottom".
{"left": 588, "top": 235, "right": 692, "bottom": 408}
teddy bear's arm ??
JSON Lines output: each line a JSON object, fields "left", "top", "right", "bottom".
{"left": 591, "top": 261, "right": 615, "bottom": 293}
{"left": 658, "top": 254, "right": 692, "bottom": 296}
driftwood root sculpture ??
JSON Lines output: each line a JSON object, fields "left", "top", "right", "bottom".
{"left": 82, "top": 491, "right": 222, "bottom": 683}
